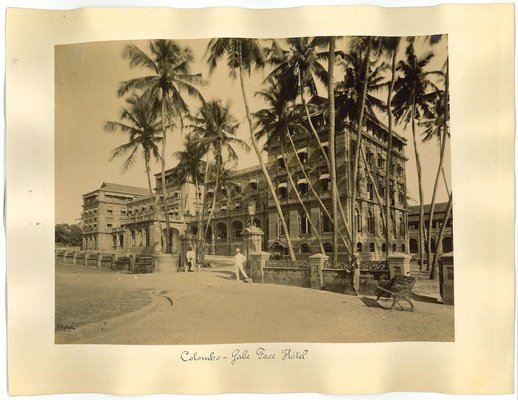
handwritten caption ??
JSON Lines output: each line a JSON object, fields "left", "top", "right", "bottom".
{"left": 181, "top": 347, "right": 308, "bottom": 365}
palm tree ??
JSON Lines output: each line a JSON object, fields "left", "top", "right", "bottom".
{"left": 187, "top": 100, "right": 249, "bottom": 263}
{"left": 265, "top": 37, "right": 329, "bottom": 160}
{"left": 104, "top": 93, "right": 166, "bottom": 249}
{"left": 118, "top": 40, "right": 203, "bottom": 253}
{"left": 381, "top": 37, "right": 400, "bottom": 261}
{"left": 171, "top": 135, "right": 207, "bottom": 263}
{"left": 345, "top": 36, "right": 379, "bottom": 255}
{"left": 422, "top": 64, "right": 449, "bottom": 279}
{"left": 265, "top": 37, "right": 353, "bottom": 255}
{"left": 254, "top": 77, "right": 325, "bottom": 254}
{"left": 327, "top": 36, "right": 339, "bottom": 263}
{"left": 393, "top": 39, "right": 438, "bottom": 270}
{"left": 206, "top": 38, "right": 297, "bottom": 261}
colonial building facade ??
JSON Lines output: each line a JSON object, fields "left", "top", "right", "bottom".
{"left": 81, "top": 105, "right": 410, "bottom": 260}
{"left": 408, "top": 202, "right": 453, "bottom": 256}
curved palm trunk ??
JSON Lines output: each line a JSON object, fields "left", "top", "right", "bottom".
{"left": 287, "top": 131, "right": 350, "bottom": 251}
{"left": 327, "top": 37, "right": 339, "bottom": 263}
{"left": 204, "top": 154, "right": 220, "bottom": 240}
{"left": 283, "top": 129, "right": 325, "bottom": 254}
{"left": 299, "top": 72, "right": 330, "bottom": 164}
{"left": 428, "top": 62, "right": 449, "bottom": 279}
{"left": 197, "top": 153, "right": 211, "bottom": 264}
{"left": 298, "top": 74, "right": 352, "bottom": 249}
{"left": 431, "top": 191, "right": 453, "bottom": 274}
{"left": 385, "top": 44, "right": 398, "bottom": 261}
{"left": 350, "top": 37, "right": 372, "bottom": 255}
{"left": 145, "top": 158, "right": 165, "bottom": 252}
{"left": 160, "top": 97, "right": 172, "bottom": 253}
{"left": 411, "top": 95, "right": 426, "bottom": 271}
{"left": 238, "top": 64, "right": 296, "bottom": 261}
{"left": 360, "top": 145, "right": 387, "bottom": 232}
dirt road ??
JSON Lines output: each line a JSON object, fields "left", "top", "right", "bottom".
{"left": 55, "top": 260, "right": 454, "bottom": 344}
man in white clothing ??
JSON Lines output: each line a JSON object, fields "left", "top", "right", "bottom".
{"left": 233, "top": 247, "right": 248, "bottom": 281}
{"left": 185, "top": 246, "right": 195, "bottom": 272}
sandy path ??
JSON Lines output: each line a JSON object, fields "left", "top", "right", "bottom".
{"left": 56, "top": 262, "right": 454, "bottom": 344}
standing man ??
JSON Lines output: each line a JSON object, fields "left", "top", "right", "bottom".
{"left": 351, "top": 253, "right": 361, "bottom": 296}
{"left": 186, "top": 246, "right": 195, "bottom": 272}
{"left": 233, "top": 247, "right": 248, "bottom": 281}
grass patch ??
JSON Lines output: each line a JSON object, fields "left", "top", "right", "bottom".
{"left": 55, "top": 265, "right": 152, "bottom": 330}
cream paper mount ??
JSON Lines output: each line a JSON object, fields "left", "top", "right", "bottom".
{"left": 6, "top": 4, "right": 515, "bottom": 396}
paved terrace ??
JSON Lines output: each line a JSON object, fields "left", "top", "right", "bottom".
{"left": 55, "top": 256, "right": 454, "bottom": 344}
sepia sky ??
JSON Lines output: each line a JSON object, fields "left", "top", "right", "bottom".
{"left": 55, "top": 36, "right": 450, "bottom": 224}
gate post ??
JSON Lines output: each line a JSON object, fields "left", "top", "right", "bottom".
{"left": 309, "top": 253, "right": 328, "bottom": 289}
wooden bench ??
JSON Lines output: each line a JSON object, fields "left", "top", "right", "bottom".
{"left": 375, "top": 275, "right": 417, "bottom": 311}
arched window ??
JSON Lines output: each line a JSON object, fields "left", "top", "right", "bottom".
{"left": 382, "top": 243, "right": 387, "bottom": 252}
{"left": 323, "top": 242, "right": 333, "bottom": 254}
{"left": 138, "top": 229, "right": 143, "bottom": 246}
{"left": 145, "top": 227, "right": 150, "bottom": 246}
{"left": 298, "top": 211, "right": 309, "bottom": 234}
{"left": 369, "top": 242, "right": 375, "bottom": 252}
{"left": 356, "top": 242, "right": 363, "bottom": 253}
{"left": 442, "top": 237, "right": 453, "bottom": 253}
{"left": 367, "top": 182, "right": 374, "bottom": 200}
{"left": 392, "top": 243, "right": 397, "bottom": 252}
{"left": 131, "top": 230, "right": 136, "bottom": 246}
{"left": 252, "top": 218, "right": 261, "bottom": 228}
{"left": 367, "top": 210, "right": 375, "bottom": 233}
{"left": 232, "top": 220, "right": 243, "bottom": 239}
{"left": 401, "top": 243, "right": 406, "bottom": 252}
{"left": 409, "top": 238, "right": 418, "bottom": 253}
{"left": 112, "top": 235, "right": 117, "bottom": 248}
{"left": 300, "top": 243, "right": 310, "bottom": 253}
{"left": 190, "top": 225, "right": 198, "bottom": 235}
{"left": 355, "top": 208, "right": 361, "bottom": 232}
{"left": 119, "top": 234, "right": 124, "bottom": 247}
{"left": 216, "top": 222, "right": 227, "bottom": 240}
{"left": 391, "top": 215, "right": 397, "bottom": 237}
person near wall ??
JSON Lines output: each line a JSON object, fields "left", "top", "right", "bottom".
{"left": 351, "top": 253, "right": 361, "bottom": 296}
{"left": 234, "top": 247, "right": 248, "bottom": 281}
{"left": 186, "top": 246, "right": 195, "bottom": 272}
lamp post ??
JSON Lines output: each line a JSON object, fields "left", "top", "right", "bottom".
{"left": 247, "top": 200, "right": 256, "bottom": 227}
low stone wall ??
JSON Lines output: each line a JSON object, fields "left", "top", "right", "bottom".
{"left": 56, "top": 249, "right": 178, "bottom": 274}
{"left": 247, "top": 252, "right": 406, "bottom": 297}
{"left": 322, "top": 269, "right": 391, "bottom": 296}
{"left": 262, "top": 267, "right": 311, "bottom": 288}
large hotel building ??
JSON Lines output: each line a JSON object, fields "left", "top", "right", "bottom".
{"left": 81, "top": 102, "right": 411, "bottom": 260}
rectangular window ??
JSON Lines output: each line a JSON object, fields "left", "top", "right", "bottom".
{"left": 299, "top": 214, "right": 310, "bottom": 235}
{"left": 366, "top": 151, "right": 374, "bottom": 166}
{"left": 277, "top": 157, "right": 286, "bottom": 168}
{"left": 377, "top": 156, "right": 385, "bottom": 169}
{"left": 322, "top": 179, "right": 329, "bottom": 192}
{"left": 378, "top": 182, "right": 385, "bottom": 197}
{"left": 107, "top": 209, "right": 113, "bottom": 214}
{"left": 322, "top": 214, "right": 332, "bottom": 233}
{"left": 279, "top": 186, "right": 288, "bottom": 199}
{"left": 298, "top": 182, "right": 309, "bottom": 195}
{"left": 298, "top": 151, "right": 308, "bottom": 164}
